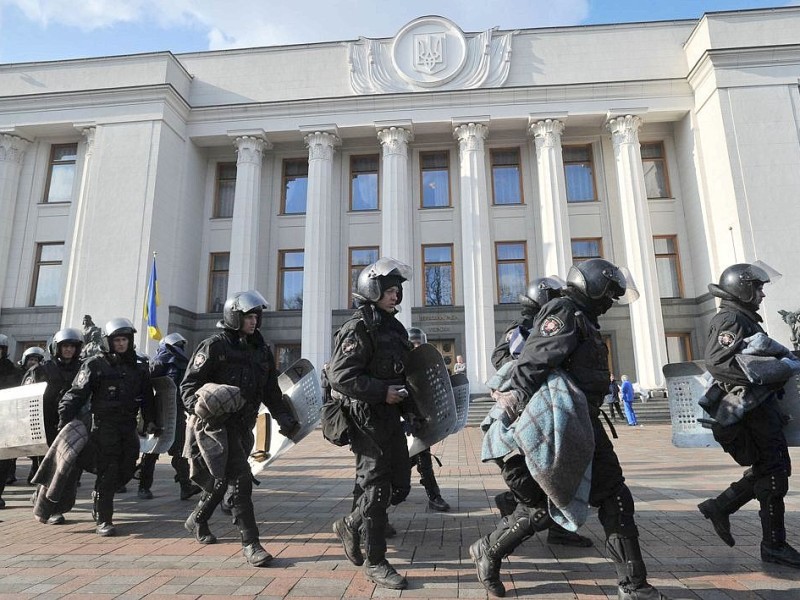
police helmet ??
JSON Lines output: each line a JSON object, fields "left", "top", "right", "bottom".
{"left": 51, "top": 327, "right": 84, "bottom": 358}
{"left": 353, "top": 257, "right": 413, "bottom": 304}
{"left": 566, "top": 259, "right": 639, "bottom": 305}
{"left": 20, "top": 346, "right": 45, "bottom": 366}
{"left": 161, "top": 332, "right": 188, "bottom": 349}
{"left": 709, "top": 263, "right": 771, "bottom": 305}
{"left": 219, "top": 290, "right": 269, "bottom": 331}
{"left": 519, "top": 276, "right": 566, "bottom": 310}
{"left": 104, "top": 318, "right": 137, "bottom": 342}
{"left": 407, "top": 327, "right": 427, "bottom": 345}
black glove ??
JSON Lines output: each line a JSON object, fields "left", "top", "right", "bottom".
{"left": 276, "top": 413, "right": 301, "bottom": 439}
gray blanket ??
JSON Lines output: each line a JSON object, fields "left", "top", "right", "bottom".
{"left": 31, "top": 419, "right": 88, "bottom": 523}
{"left": 481, "top": 371, "right": 594, "bottom": 530}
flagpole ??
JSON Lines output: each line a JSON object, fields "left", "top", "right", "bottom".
{"left": 145, "top": 251, "right": 157, "bottom": 357}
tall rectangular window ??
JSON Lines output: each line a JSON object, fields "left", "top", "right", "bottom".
{"left": 641, "top": 142, "right": 671, "bottom": 199}
{"left": 571, "top": 238, "right": 603, "bottom": 263}
{"left": 279, "top": 250, "right": 304, "bottom": 310}
{"left": 350, "top": 155, "right": 379, "bottom": 211}
{"left": 496, "top": 242, "right": 528, "bottom": 304}
{"left": 43, "top": 143, "right": 78, "bottom": 204}
{"left": 490, "top": 148, "right": 523, "bottom": 205}
{"left": 420, "top": 151, "right": 450, "bottom": 208}
{"left": 281, "top": 158, "right": 308, "bottom": 214}
{"left": 654, "top": 235, "right": 683, "bottom": 298}
{"left": 30, "top": 242, "right": 64, "bottom": 306}
{"left": 563, "top": 145, "right": 596, "bottom": 203}
{"left": 423, "top": 244, "right": 454, "bottom": 306}
{"left": 349, "top": 246, "right": 379, "bottom": 307}
{"left": 213, "top": 163, "right": 236, "bottom": 218}
{"left": 666, "top": 333, "right": 693, "bottom": 363}
{"left": 207, "top": 252, "right": 229, "bottom": 312}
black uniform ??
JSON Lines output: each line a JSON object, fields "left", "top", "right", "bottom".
{"left": 490, "top": 310, "right": 537, "bottom": 370}
{"left": 23, "top": 357, "right": 81, "bottom": 445}
{"left": 328, "top": 304, "right": 412, "bottom": 564}
{"left": 181, "top": 328, "right": 294, "bottom": 549}
{"left": 58, "top": 347, "right": 155, "bottom": 527}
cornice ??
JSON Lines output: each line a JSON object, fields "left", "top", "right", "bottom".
{"left": 687, "top": 44, "right": 800, "bottom": 90}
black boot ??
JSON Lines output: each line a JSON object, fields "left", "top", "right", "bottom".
{"left": 417, "top": 450, "right": 450, "bottom": 512}
{"left": 547, "top": 523, "right": 594, "bottom": 548}
{"left": 184, "top": 481, "right": 226, "bottom": 544}
{"left": 470, "top": 505, "right": 553, "bottom": 597}
{"left": 759, "top": 495, "right": 800, "bottom": 569}
{"left": 333, "top": 512, "right": 363, "bottom": 566}
{"left": 231, "top": 476, "right": 273, "bottom": 567}
{"left": 363, "top": 516, "right": 407, "bottom": 589}
{"left": 698, "top": 470, "right": 755, "bottom": 547}
{"left": 173, "top": 457, "right": 201, "bottom": 500}
{"left": 606, "top": 534, "right": 669, "bottom": 599}
{"left": 93, "top": 491, "right": 116, "bottom": 537}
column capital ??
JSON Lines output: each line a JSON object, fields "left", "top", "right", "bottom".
{"left": 529, "top": 119, "right": 565, "bottom": 150}
{"left": 453, "top": 123, "right": 488, "bottom": 151}
{"left": 81, "top": 127, "right": 97, "bottom": 157}
{"left": 304, "top": 131, "right": 340, "bottom": 161}
{"left": 606, "top": 114, "right": 643, "bottom": 145}
{"left": 0, "top": 134, "right": 30, "bottom": 164}
{"left": 377, "top": 126, "right": 413, "bottom": 157}
{"left": 233, "top": 135, "right": 269, "bottom": 166}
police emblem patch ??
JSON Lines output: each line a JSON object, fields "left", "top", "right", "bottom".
{"left": 342, "top": 337, "right": 358, "bottom": 354}
{"left": 194, "top": 352, "right": 207, "bottom": 368}
{"left": 718, "top": 331, "right": 736, "bottom": 348}
{"left": 75, "top": 370, "right": 88, "bottom": 387}
{"left": 540, "top": 316, "right": 565, "bottom": 337}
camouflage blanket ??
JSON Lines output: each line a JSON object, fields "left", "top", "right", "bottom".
{"left": 481, "top": 371, "right": 594, "bottom": 530}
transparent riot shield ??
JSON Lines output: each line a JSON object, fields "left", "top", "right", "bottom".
{"left": 139, "top": 376, "right": 177, "bottom": 454}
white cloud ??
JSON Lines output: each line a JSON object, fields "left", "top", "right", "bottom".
{"left": 1, "top": 0, "right": 591, "bottom": 50}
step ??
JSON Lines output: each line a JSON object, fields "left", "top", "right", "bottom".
{"left": 464, "top": 398, "right": 673, "bottom": 426}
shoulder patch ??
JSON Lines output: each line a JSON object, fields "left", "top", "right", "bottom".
{"left": 540, "top": 316, "right": 565, "bottom": 337}
{"left": 193, "top": 352, "right": 207, "bottom": 368}
{"left": 75, "top": 369, "right": 89, "bottom": 387}
{"left": 342, "top": 336, "right": 359, "bottom": 355}
{"left": 23, "top": 375, "right": 34, "bottom": 385}
{"left": 717, "top": 331, "right": 737, "bottom": 348}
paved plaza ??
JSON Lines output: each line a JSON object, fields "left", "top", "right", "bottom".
{"left": 1, "top": 422, "right": 799, "bottom": 599}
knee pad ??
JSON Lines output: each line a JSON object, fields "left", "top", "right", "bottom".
{"left": 501, "top": 456, "right": 545, "bottom": 507}
{"left": 754, "top": 472, "right": 789, "bottom": 503}
{"left": 361, "top": 482, "right": 391, "bottom": 517}
{"left": 230, "top": 474, "right": 253, "bottom": 507}
{"left": 598, "top": 484, "right": 638, "bottom": 538}
{"left": 391, "top": 484, "right": 410, "bottom": 506}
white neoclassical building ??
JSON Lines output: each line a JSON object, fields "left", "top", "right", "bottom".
{"left": 1, "top": 7, "right": 800, "bottom": 393}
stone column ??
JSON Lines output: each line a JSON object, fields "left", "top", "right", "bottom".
{"left": 61, "top": 127, "right": 96, "bottom": 327}
{"left": 606, "top": 115, "right": 667, "bottom": 388}
{"left": 529, "top": 119, "right": 572, "bottom": 279}
{"left": 0, "top": 133, "right": 30, "bottom": 307}
{"left": 377, "top": 126, "right": 414, "bottom": 328}
{"left": 301, "top": 131, "right": 339, "bottom": 370}
{"left": 227, "top": 134, "right": 270, "bottom": 295}
{"left": 454, "top": 122, "right": 495, "bottom": 392}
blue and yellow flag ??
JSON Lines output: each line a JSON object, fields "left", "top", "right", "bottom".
{"left": 144, "top": 255, "right": 162, "bottom": 341}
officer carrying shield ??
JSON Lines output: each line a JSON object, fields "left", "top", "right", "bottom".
{"left": 698, "top": 263, "right": 800, "bottom": 568}
{"left": 181, "top": 290, "right": 299, "bottom": 567}
{"left": 329, "top": 257, "right": 413, "bottom": 590}
{"left": 58, "top": 318, "right": 158, "bottom": 536}
{"left": 470, "top": 259, "right": 667, "bottom": 599}
{"left": 0, "top": 333, "right": 23, "bottom": 508}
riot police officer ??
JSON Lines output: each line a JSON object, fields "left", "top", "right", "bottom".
{"left": 136, "top": 333, "right": 200, "bottom": 501}
{"left": 489, "top": 277, "right": 594, "bottom": 549}
{"left": 0, "top": 333, "right": 22, "bottom": 508}
{"left": 329, "top": 257, "right": 413, "bottom": 590}
{"left": 58, "top": 318, "right": 157, "bottom": 536}
{"left": 698, "top": 263, "right": 800, "bottom": 568}
{"left": 181, "top": 290, "right": 298, "bottom": 568}
{"left": 470, "top": 259, "right": 667, "bottom": 599}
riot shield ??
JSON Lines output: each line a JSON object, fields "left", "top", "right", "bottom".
{"left": 664, "top": 360, "right": 800, "bottom": 448}
{"left": 139, "top": 376, "right": 177, "bottom": 454}
{"left": 249, "top": 358, "right": 322, "bottom": 474}
{"left": 0, "top": 382, "right": 49, "bottom": 459}
{"left": 404, "top": 343, "right": 457, "bottom": 457}
{"left": 450, "top": 372, "right": 471, "bottom": 434}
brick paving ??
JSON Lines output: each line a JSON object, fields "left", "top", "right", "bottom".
{"left": 1, "top": 423, "right": 799, "bottom": 599}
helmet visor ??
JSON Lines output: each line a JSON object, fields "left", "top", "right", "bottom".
{"left": 367, "top": 257, "right": 413, "bottom": 282}
{"left": 236, "top": 290, "right": 270, "bottom": 313}
{"left": 613, "top": 266, "right": 640, "bottom": 305}
{"left": 749, "top": 260, "right": 781, "bottom": 285}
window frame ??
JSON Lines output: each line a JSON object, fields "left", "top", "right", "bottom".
{"left": 665, "top": 332, "right": 693, "bottom": 362}
{"left": 278, "top": 249, "right": 305, "bottom": 311}
{"left": 212, "top": 162, "right": 237, "bottom": 219}
{"left": 41, "top": 143, "right": 78, "bottom": 204}
{"left": 570, "top": 237, "right": 604, "bottom": 264}
{"left": 653, "top": 234, "right": 684, "bottom": 298}
{"left": 422, "top": 243, "right": 455, "bottom": 306}
{"left": 419, "top": 150, "right": 451, "bottom": 209}
{"left": 348, "top": 246, "right": 380, "bottom": 307}
{"left": 495, "top": 241, "right": 529, "bottom": 304}
{"left": 641, "top": 141, "right": 672, "bottom": 199}
{"left": 274, "top": 343, "right": 302, "bottom": 372}
{"left": 489, "top": 147, "right": 524, "bottom": 206}
{"left": 349, "top": 154, "right": 380, "bottom": 212}
{"left": 207, "top": 252, "right": 230, "bottom": 312}
{"left": 29, "top": 242, "right": 65, "bottom": 307}
{"left": 563, "top": 144, "right": 598, "bottom": 203}
{"left": 280, "top": 157, "right": 309, "bottom": 215}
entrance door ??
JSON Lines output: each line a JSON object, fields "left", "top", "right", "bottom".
{"left": 429, "top": 338, "right": 456, "bottom": 373}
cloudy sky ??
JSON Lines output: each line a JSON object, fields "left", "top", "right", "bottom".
{"left": 0, "top": 0, "right": 795, "bottom": 64}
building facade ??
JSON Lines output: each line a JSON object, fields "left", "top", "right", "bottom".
{"left": 1, "top": 8, "right": 799, "bottom": 393}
